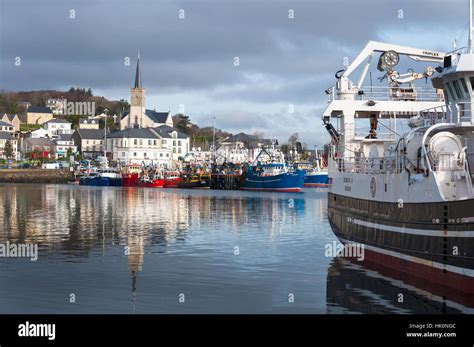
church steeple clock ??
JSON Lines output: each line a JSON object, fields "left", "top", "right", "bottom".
{"left": 129, "top": 52, "right": 145, "bottom": 128}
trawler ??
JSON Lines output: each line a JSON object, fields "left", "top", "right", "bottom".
{"left": 323, "top": 1, "right": 474, "bottom": 291}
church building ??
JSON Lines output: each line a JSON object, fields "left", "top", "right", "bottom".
{"left": 119, "top": 54, "right": 173, "bottom": 130}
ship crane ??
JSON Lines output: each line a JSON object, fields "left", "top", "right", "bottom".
{"left": 337, "top": 41, "right": 446, "bottom": 94}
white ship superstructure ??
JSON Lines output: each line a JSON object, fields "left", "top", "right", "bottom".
{"left": 323, "top": 1, "right": 474, "bottom": 291}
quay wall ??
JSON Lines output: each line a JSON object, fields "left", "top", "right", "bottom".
{"left": 0, "top": 169, "right": 71, "bottom": 184}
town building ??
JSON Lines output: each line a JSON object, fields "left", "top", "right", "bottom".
{"left": 46, "top": 98, "right": 66, "bottom": 115}
{"left": 79, "top": 119, "right": 100, "bottom": 129}
{"left": 1, "top": 114, "right": 20, "bottom": 132}
{"left": 0, "top": 121, "right": 15, "bottom": 133}
{"left": 24, "top": 106, "right": 54, "bottom": 125}
{"left": 119, "top": 54, "right": 173, "bottom": 130}
{"left": 72, "top": 129, "right": 106, "bottom": 159}
{"left": 22, "top": 138, "right": 55, "bottom": 159}
{"left": 107, "top": 128, "right": 172, "bottom": 167}
{"left": 43, "top": 118, "right": 73, "bottom": 137}
{"left": 54, "top": 134, "right": 77, "bottom": 159}
{"left": 30, "top": 128, "right": 49, "bottom": 138}
{"left": 0, "top": 132, "right": 18, "bottom": 159}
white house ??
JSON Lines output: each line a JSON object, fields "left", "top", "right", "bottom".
{"left": 153, "top": 125, "right": 190, "bottom": 161}
{"left": 107, "top": 128, "right": 172, "bottom": 167}
{"left": 0, "top": 132, "right": 18, "bottom": 159}
{"left": 46, "top": 98, "right": 66, "bottom": 115}
{"left": 54, "top": 134, "right": 77, "bottom": 159}
{"left": 30, "top": 128, "right": 49, "bottom": 138}
{"left": 43, "top": 118, "right": 72, "bottom": 137}
{"left": 0, "top": 121, "right": 15, "bottom": 133}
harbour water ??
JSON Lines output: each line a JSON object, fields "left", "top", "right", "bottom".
{"left": 0, "top": 184, "right": 470, "bottom": 314}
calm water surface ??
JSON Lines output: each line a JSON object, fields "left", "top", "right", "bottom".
{"left": 0, "top": 184, "right": 470, "bottom": 314}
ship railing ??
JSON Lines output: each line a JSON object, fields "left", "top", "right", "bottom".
{"left": 359, "top": 86, "right": 444, "bottom": 102}
{"left": 334, "top": 156, "right": 403, "bottom": 174}
{"left": 432, "top": 154, "right": 464, "bottom": 172}
{"left": 330, "top": 86, "right": 444, "bottom": 102}
{"left": 418, "top": 102, "right": 472, "bottom": 125}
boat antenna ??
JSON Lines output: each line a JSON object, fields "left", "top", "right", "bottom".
{"left": 470, "top": 0, "right": 473, "bottom": 53}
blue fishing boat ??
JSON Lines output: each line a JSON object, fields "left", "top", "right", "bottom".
{"left": 79, "top": 168, "right": 122, "bottom": 187}
{"left": 303, "top": 168, "right": 329, "bottom": 187}
{"left": 241, "top": 163, "right": 305, "bottom": 192}
{"left": 241, "top": 144, "right": 305, "bottom": 192}
{"left": 295, "top": 155, "right": 329, "bottom": 188}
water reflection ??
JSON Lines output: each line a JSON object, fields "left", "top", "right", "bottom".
{"left": 0, "top": 185, "right": 320, "bottom": 313}
{"left": 326, "top": 257, "right": 474, "bottom": 314}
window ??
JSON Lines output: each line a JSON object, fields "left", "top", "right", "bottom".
{"left": 446, "top": 82, "right": 456, "bottom": 100}
{"left": 461, "top": 78, "right": 470, "bottom": 95}
{"left": 134, "top": 139, "right": 138, "bottom": 146}
{"left": 178, "top": 148, "right": 182, "bottom": 153}
{"left": 178, "top": 140, "right": 181, "bottom": 146}
{"left": 160, "top": 153, "right": 163, "bottom": 157}
{"left": 470, "top": 77, "right": 474, "bottom": 95}
{"left": 166, "top": 153, "right": 169, "bottom": 157}
{"left": 173, "top": 148, "right": 176, "bottom": 153}
{"left": 144, "top": 152, "right": 147, "bottom": 158}
{"left": 139, "top": 139, "right": 143, "bottom": 146}
{"left": 133, "top": 152, "right": 137, "bottom": 157}
{"left": 122, "top": 152, "right": 125, "bottom": 157}
{"left": 452, "top": 80, "right": 463, "bottom": 99}
{"left": 148, "top": 140, "right": 152, "bottom": 146}
{"left": 153, "top": 140, "right": 157, "bottom": 146}
{"left": 86, "top": 140, "right": 89, "bottom": 145}
{"left": 173, "top": 140, "right": 176, "bottom": 146}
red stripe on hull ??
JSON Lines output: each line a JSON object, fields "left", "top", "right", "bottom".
{"left": 240, "top": 187, "right": 302, "bottom": 192}
{"left": 362, "top": 248, "right": 474, "bottom": 294}
{"left": 304, "top": 183, "right": 330, "bottom": 187}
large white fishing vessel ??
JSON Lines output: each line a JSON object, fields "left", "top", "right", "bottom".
{"left": 323, "top": 1, "right": 474, "bottom": 291}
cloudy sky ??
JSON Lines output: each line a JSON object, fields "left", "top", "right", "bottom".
{"left": 0, "top": 0, "right": 470, "bottom": 145}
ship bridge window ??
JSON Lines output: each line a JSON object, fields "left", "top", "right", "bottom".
{"left": 446, "top": 82, "right": 456, "bottom": 100}
{"left": 461, "top": 78, "right": 470, "bottom": 95}
{"left": 452, "top": 80, "right": 463, "bottom": 99}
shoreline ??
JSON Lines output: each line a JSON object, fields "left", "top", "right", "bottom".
{"left": 0, "top": 169, "right": 71, "bottom": 184}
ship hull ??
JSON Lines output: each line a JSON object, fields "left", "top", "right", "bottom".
{"left": 79, "top": 177, "right": 122, "bottom": 187}
{"left": 328, "top": 192, "right": 474, "bottom": 292}
{"left": 122, "top": 173, "right": 139, "bottom": 187}
{"left": 137, "top": 179, "right": 165, "bottom": 188}
{"left": 241, "top": 170, "right": 305, "bottom": 192}
{"left": 304, "top": 171, "right": 329, "bottom": 187}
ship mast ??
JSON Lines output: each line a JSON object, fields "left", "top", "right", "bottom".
{"left": 470, "top": 0, "right": 473, "bottom": 53}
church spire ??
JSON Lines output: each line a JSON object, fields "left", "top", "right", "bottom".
{"left": 134, "top": 51, "right": 142, "bottom": 89}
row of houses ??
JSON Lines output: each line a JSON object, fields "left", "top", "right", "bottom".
{"left": 0, "top": 113, "right": 190, "bottom": 166}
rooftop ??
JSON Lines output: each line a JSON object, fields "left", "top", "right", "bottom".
{"left": 27, "top": 106, "right": 53, "bottom": 114}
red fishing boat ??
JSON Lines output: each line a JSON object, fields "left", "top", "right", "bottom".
{"left": 137, "top": 174, "right": 165, "bottom": 188}
{"left": 163, "top": 171, "right": 182, "bottom": 188}
{"left": 122, "top": 165, "right": 141, "bottom": 187}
